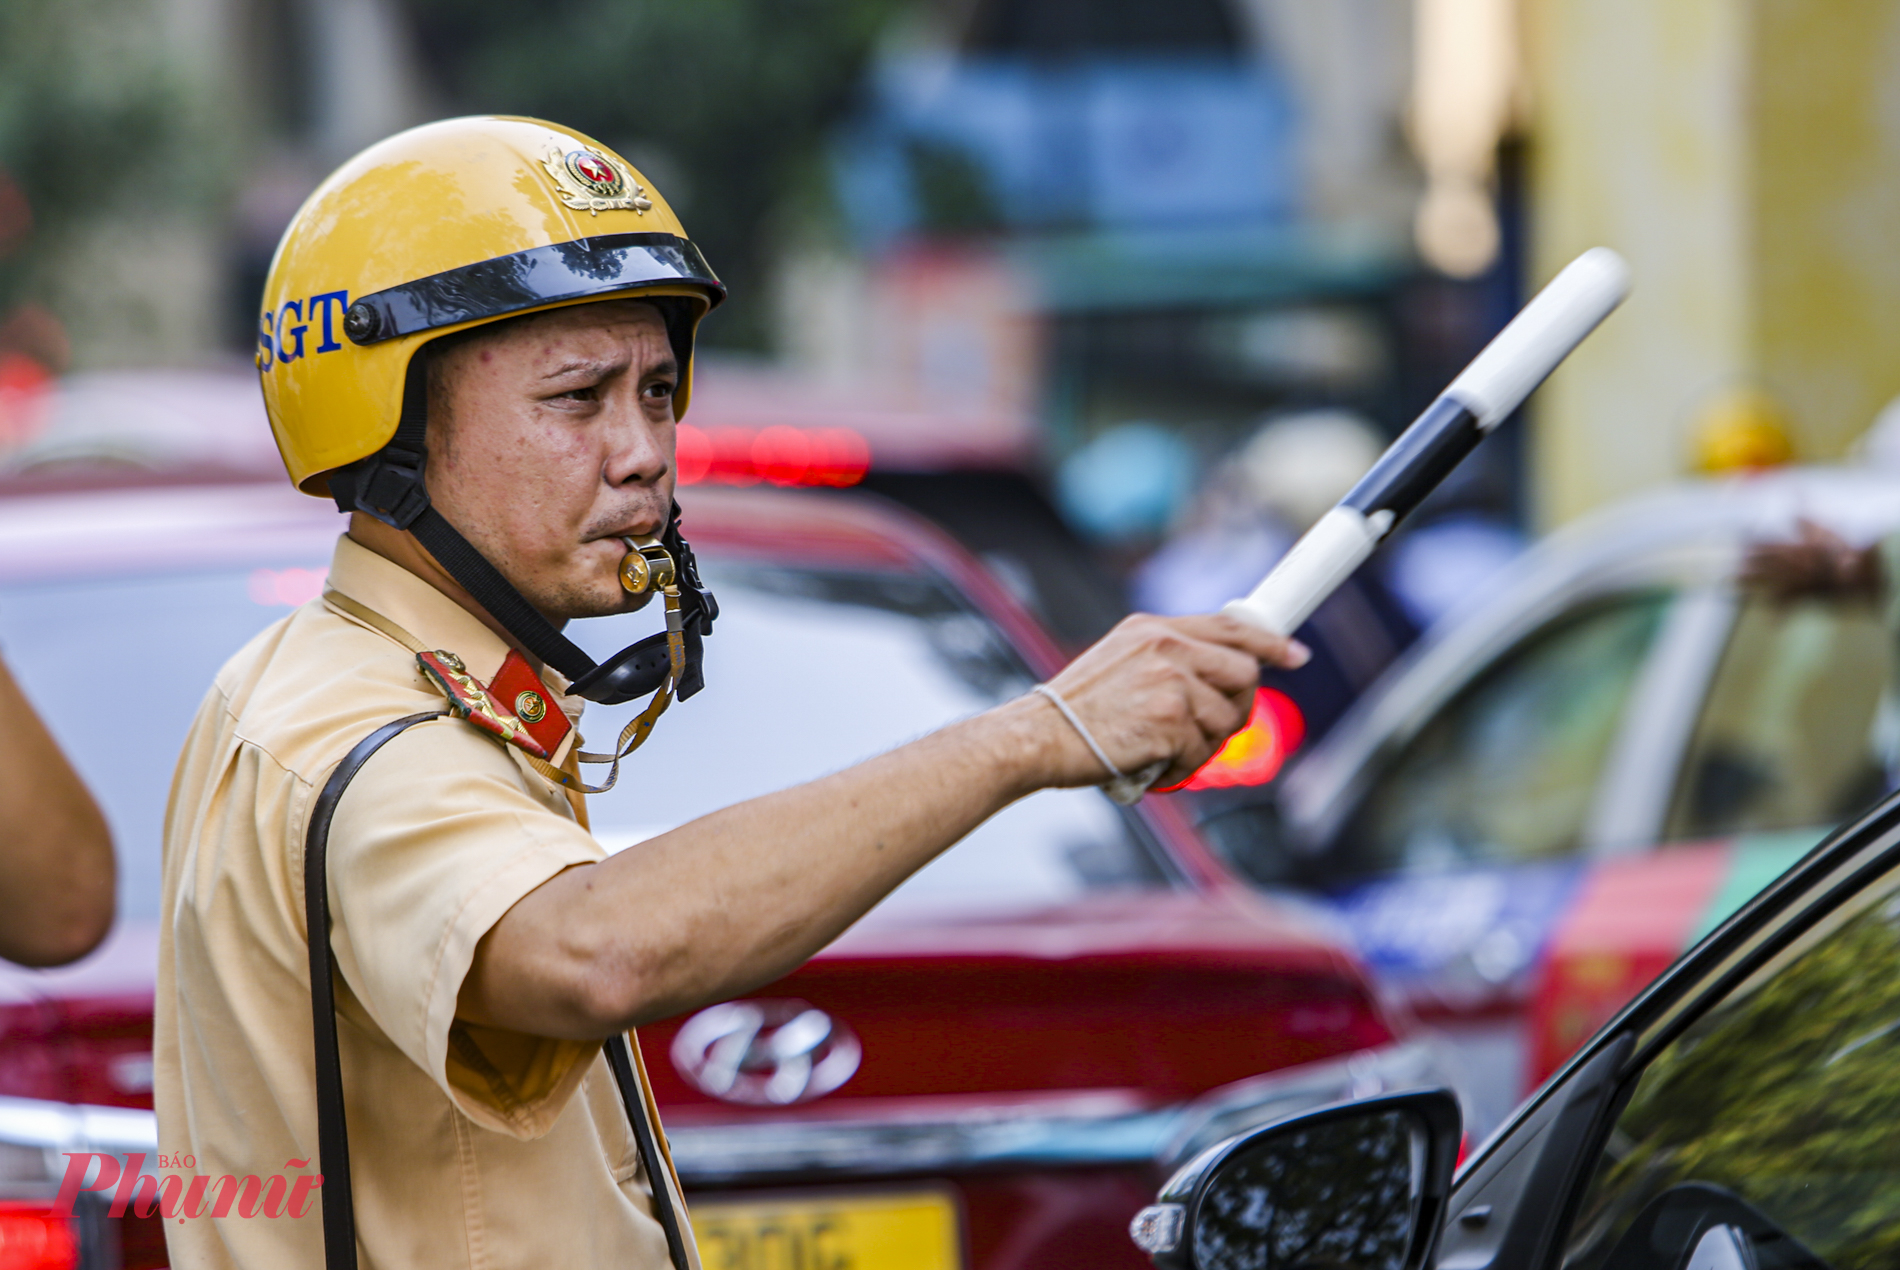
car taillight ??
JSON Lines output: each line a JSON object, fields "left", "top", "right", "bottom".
{"left": 1165, "top": 688, "right": 1306, "bottom": 791}
{"left": 677, "top": 424, "right": 870, "bottom": 488}
{"left": 0, "top": 1203, "right": 76, "bottom": 1270}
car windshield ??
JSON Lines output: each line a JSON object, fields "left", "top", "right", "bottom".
{"left": 1324, "top": 592, "right": 1673, "bottom": 883}
{"left": 1663, "top": 593, "right": 1896, "bottom": 842}
{"left": 0, "top": 554, "right": 1169, "bottom": 925}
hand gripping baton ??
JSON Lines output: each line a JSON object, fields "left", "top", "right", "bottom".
{"left": 1104, "top": 247, "right": 1631, "bottom": 804}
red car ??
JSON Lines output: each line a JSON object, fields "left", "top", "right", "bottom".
{"left": 0, "top": 479, "right": 1425, "bottom": 1269}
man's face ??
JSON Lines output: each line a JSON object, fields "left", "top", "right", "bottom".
{"left": 424, "top": 299, "right": 680, "bottom": 622}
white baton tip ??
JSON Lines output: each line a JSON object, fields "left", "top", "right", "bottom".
{"left": 1223, "top": 507, "right": 1384, "bottom": 636}
{"left": 1445, "top": 247, "right": 1631, "bottom": 430}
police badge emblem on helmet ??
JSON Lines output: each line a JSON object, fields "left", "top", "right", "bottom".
{"left": 542, "top": 145, "right": 653, "bottom": 215}
{"left": 567, "top": 150, "right": 622, "bottom": 196}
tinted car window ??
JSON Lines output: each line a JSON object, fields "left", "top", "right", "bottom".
{"left": 1563, "top": 868, "right": 1900, "bottom": 1269}
{"left": 575, "top": 562, "right": 1170, "bottom": 916}
{"left": 1663, "top": 595, "right": 1893, "bottom": 843}
{"left": 0, "top": 556, "right": 1166, "bottom": 924}
{"left": 1329, "top": 593, "right": 1670, "bottom": 881}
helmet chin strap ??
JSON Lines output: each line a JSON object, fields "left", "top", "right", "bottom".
{"left": 327, "top": 360, "right": 717, "bottom": 707}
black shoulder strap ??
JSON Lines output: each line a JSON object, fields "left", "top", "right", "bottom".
{"left": 304, "top": 712, "right": 439, "bottom": 1270}
{"left": 304, "top": 711, "right": 691, "bottom": 1270}
{"left": 604, "top": 1034, "right": 693, "bottom": 1270}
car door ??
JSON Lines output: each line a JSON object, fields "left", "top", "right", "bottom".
{"left": 1236, "top": 588, "right": 1695, "bottom": 1133}
{"left": 1528, "top": 586, "right": 1900, "bottom": 1085}
{"left": 1437, "top": 790, "right": 1900, "bottom": 1270}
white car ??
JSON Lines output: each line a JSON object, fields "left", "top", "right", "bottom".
{"left": 1201, "top": 466, "right": 1900, "bottom": 1129}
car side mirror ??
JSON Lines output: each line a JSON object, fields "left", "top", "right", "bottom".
{"left": 1129, "top": 1089, "right": 1462, "bottom": 1270}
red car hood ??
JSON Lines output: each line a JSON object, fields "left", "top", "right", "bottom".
{"left": 644, "top": 886, "right": 1394, "bottom": 1123}
{"left": 0, "top": 921, "right": 157, "bottom": 1108}
{"left": 820, "top": 888, "right": 1358, "bottom": 963}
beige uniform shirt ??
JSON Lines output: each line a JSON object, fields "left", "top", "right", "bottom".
{"left": 155, "top": 534, "right": 688, "bottom": 1270}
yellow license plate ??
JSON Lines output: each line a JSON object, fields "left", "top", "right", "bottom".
{"left": 689, "top": 1189, "right": 962, "bottom": 1270}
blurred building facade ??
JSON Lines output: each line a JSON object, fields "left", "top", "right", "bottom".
{"left": 1528, "top": 0, "right": 1900, "bottom": 525}
{"left": 790, "top": 0, "right": 1544, "bottom": 559}
{"left": 805, "top": 0, "right": 1431, "bottom": 461}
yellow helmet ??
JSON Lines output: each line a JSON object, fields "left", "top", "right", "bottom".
{"left": 258, "top": 115, "right": 723, "bottom": 495}
{"left": 1693, "top": 387, "right": 1795, "bottom": 474}
{"left": 257, "top": 116, "right": 725, "bottom": 708}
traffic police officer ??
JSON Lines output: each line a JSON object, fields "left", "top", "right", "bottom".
{"left": 155, "top": 116, "right": 1303, "bottom": 1270}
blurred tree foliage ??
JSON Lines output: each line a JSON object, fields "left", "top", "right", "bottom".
{"left": 0, "top": 0, "right": 210, "bottom": 343}
{"left": 406, "top": 0, "right": 908, "bottom": 350}
{"left": 1568, "top": 886, "right": 1900, "bottom": 1268}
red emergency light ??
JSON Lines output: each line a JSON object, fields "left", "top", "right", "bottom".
{"left": 677, "top": 424, "right": 871, "bottom": 488}
{"left": 1164, "top": 687, "right": 1307, "bottom": 792}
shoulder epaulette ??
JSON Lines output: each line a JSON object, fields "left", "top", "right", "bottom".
{"left": 416, "top": 649, "right": 572, "bottom": 761}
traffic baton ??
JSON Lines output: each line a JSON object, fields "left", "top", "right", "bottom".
{"left": 1106, "top": 247, "right": 1632, "bottom": 804}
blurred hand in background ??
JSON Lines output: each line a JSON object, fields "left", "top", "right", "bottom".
{"left": 1739, "top": 517, "right": 1883, "bottom": 604}
{"left": 0, "top": 655, "right": 111, "bottom": 965}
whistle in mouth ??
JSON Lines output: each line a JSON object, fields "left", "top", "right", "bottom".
{"left": 618, "top": 534, "right": 678, "bottom": 597}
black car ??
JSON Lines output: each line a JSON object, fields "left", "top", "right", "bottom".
{"left": 1131, "top": 786, "right": 1900, "bottom": 1270}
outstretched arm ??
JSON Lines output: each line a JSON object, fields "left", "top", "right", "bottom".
{"left": 0, "top": 657, "right": 113, "bottom": 966}
{"left": 459, "top": 613, "right": 1304, "bottom": 1038}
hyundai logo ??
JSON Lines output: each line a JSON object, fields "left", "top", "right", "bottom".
{"left": 669, "top": 999, "right": 862, "bottom": 1106}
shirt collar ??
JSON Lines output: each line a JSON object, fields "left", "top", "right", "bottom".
{"left": 325, "top": 535, "right": 589, "bottom": 737}
{"left": 326, "top": 534, "right": 516, "bottom": 685}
